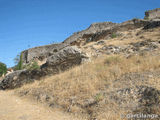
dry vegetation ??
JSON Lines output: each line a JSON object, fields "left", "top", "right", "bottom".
{"left": 83, "top": 27, "right": 160, "bottom": 51}
{"left": 13, "top": 27, "right": 160, "bottom": 120}
{"left": 15, "top": 52, "right": 160, "bottom": 120}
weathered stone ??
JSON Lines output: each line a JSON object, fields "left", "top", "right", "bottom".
{"left": 63, "top": 22, "right": 117, "bottom": 45}
{"left": 81, "top": 19, "right": 149, "bottom": 43}
{"left": 0, "top": 46, "right": 89, "bottom": 90}
{"left": 145, "top": 8, "right": 160, "bottom": 20}
{"left": 21, "top": 43, "right": 69, "bottom": 64}
{"left": 0, "top": 69, "right": 49, "bottom": 90}
{"left": 144, "top": 20, "right": 160, "bottom": 29}
{"left": 21, "top": 12, "right": 160, "bottom": 65}
{"left": 110, "top": 86, "right": 160, "bottom": 114}
{"left": 41, "top": 46, "right": 89, "bottom": 74}
{"left": 0, "top": 70, "right": 26, "bottom": 89}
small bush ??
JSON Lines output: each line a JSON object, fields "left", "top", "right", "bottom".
{"left": 144, "top": 17, "right": 149, "bottom": 20}
{"left": 95, "top": 93, "right": 103, "bottom": 102}
{"left": 111, "top": 33, "right": 117, "bottom": 38}
{"left": 23, "top": 61, "right": 40, "bottom": 70}
{"left": 28, "top": 61, "right": 40, "bottom": 70}
{"left": 0, "top": 62, "right": 7, "bottom": 77}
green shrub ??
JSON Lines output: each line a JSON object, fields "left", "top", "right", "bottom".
{"left": 95, "top": 93, "right": 103, "bottom": 102}
{"left": 0, "top": 62, "right": 7, "bottom": 77}
{"left": 23, "top": 61, "right": 40, "bottom": 70}
{"left": 111, "top": 33, "right": 117, "bottom": 38}
{"left": 13, "top": 53, "right": 39, "bottom": 71}
{"left": 28, "top": 61, "right": 40, "bottom": 70}
{"left": 144, "top": 17, "right": 149, "bottom": 20}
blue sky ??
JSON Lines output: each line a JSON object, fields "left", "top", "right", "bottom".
{"left": 0, "top": 0, "right": 159, "bottom": 67}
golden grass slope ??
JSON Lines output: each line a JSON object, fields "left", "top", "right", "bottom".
{"left": 14, "top": 26, "right": 160, "bottom": 120}
{"left": 16, "top": 52, "right": 160, "bottom": 120}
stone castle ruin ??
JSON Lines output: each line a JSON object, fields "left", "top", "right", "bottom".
{"left": 21, "top": 8, "right": 160, "bottom": 65}
{"left": 145, "top": 8, "right": 160, "bottom": 20}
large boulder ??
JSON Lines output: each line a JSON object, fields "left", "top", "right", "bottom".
{"left": 0, "top": 70, "right": 26, "bottom": 89}
{"left": 0, "top": 69, "right": 46, "bottom": 90}
{"left": 41, "top": 46, "right": 89, "bottom": 74}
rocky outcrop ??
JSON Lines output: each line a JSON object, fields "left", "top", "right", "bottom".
{"left": 63, "top": 22, "right": 117, "bottom": 44}
{"left": 143, "top": 20, "right": 160, "bottom": 29}
{"left": 41, "top": 46, "right": 89, "bottom": 74}
{"left": 110, "top": 86, "right": 160, "bottom": 115}
{"left": 0, "top": 70, "right": 27, "bottom": 89}
{"left": 145, "top": 8, "right": 160, "bottom": 20}
{"left": 81, "top": 19, "right": 149, "bottom": 43}
{"left": 0, "top": 69, "right": 48, "bottom": 90}
{"left": 64, "top": 19, "right": 150, "bottom": 45}
{"left": 0, "top": 46, "right": 89, "bottom": 89}
{"left": 87, "top": 39, "right": 160, "bottom": 57}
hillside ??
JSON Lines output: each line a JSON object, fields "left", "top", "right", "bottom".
{"left": 16, "top": 27, "right": 160, "bottom": 120}
{"left": 0, "top": 8, "right": 160, "bottom": 120}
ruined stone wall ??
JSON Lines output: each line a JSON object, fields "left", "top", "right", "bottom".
{"left": 21, "top": 43, "right": 69, "bottom": 64}
{"left": 145, "top": 8, "right": 160, "bottom": 20}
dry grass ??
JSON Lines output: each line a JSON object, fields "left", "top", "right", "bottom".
{"left": 15, "top": 52, "right": 160, "bottom": 120}
{"left": 147, "top": 78, "right": 160, "bottom": 90}
{"left": 83, "top": 27, "right": 160, "bottom": 49}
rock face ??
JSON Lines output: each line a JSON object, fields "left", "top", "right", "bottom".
{"left": 0, "top": 46, "right": 89, "bottom": 89}
{"left": 0, "top": 70, "right": 27, "bottom": 89}
{"left": 81, "top": 19, "right": 149, "bottom": 43}
{"left": 63, "top": 19, "right": 150, "bottom": 45}
{"left": 143, "top": 20, "right": 160, "bottom": 29}
{"left": 41, "top": 46, "right": 89, "bottom": 74}
{"left": 86, "top": 39, "right": 160, "bottom": 58}
{"left": 63, "top": 22, "right": 117, "bottom": 44}
{"left": 110, "top": 86, "right": 160, "bottom": 115}
{"left": 145, "top": 8, "right": 160, "bottom": 20}
{"left": 0, "top": 69, "right": 47, "bottom": 90}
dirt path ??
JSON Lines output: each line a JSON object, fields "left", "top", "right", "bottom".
{"left": 0, "top": 91, "right": 78, "bottom": 120}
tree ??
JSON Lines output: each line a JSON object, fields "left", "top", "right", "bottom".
{"left": 14, "top": 53, "right": 23, "bottom": 70}
{"left": 14, "top": 54, "right": 20, "bottom": 65}
{"left": 0, "top": 62, "right": 7, "bottom": 77}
